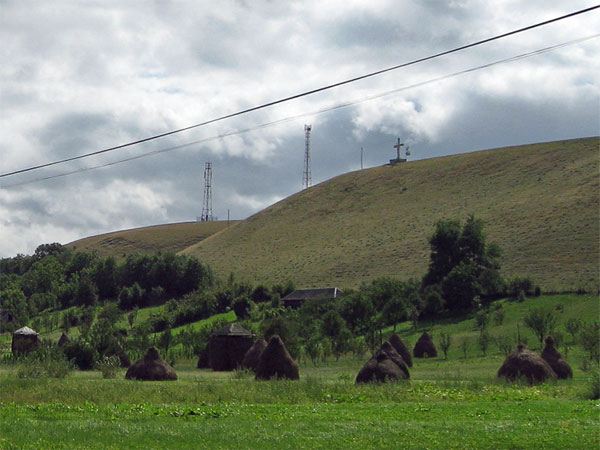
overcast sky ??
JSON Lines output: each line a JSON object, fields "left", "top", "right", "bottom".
{"left": 1, "top": 1, "right": 598, "bottom": 258}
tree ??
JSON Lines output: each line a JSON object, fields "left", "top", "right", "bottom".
{"left": 321, "top": 310, "right": 351, "bottom": 360}
{"left": 523, "top": 307, "right": 558, "bottom": 347}
{"left": 565, "top": 318, "right": 582, "bottom": 344}
{"left": 423, "top": 215, "right": 502, "bottom": 312}
{"left": 579, "top": 321, "right": 600, "bottom": 362}
{"left": 438, "top": 332, "right": 451, "bottom": 359}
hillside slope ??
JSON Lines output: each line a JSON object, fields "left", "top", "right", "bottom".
{"left": 67, "top": 221, "right": 237, "bottom": 259}
{"left": 182, "top": 137, "right": 599, "bottom": 291}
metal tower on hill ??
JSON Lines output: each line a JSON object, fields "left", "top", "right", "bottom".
{"left": 201, "top": 162, "right": 213, "bottom": 221}
{"left": 303, "top": 124, "right": 312, "bottom": 189}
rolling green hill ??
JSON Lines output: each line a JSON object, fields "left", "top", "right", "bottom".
{"left": 66, "top": 220, "right": 237, "bottom": 259}
{"left": 181, "top": 137, "right": 599, "bottom": 291}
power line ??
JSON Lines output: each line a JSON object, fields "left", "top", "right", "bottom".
{"left": 1, "top": 5, "right": 598, "bottom": 180}
{"left": 1, "top": 33, "right": 596, "bottom": 190}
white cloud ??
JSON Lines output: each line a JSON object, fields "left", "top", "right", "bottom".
{"left": 0, "top": 0, "right": 598, "bottom": 256}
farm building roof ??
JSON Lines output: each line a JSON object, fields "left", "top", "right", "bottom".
{"left": 282, "top": 288, "right": 342, "bottom": 307}
{"left": 211, "top": 323, "right": 253, "bottom": 337}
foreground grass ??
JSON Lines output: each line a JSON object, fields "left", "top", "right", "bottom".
{"left": 0, "top": 362, "right": 598, "bottom": 449}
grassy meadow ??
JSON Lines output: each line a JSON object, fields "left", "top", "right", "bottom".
{"left": 1, "top": 294, "right": 598, "bottom": 449}
{"left": 66, "top": 221, "right": 237, "bottom": 260}
{"left": 181, "top": 137, "right": 598, "bottom": 291}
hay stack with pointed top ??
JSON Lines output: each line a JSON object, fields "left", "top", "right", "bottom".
{"left": 197, "top": 342, "right": 210, "bottom": 369}
{"left": 11, "top": 326, "right": 40, "bottom": 356}
{"left": 355, "top": 341, "right": 410, "bottom": 384}
{"left": 57, "top": 332, "right": 70, "bottom": 347}
{"left": 388, "top": 334, "right": 413, "bottom": 367}
{"left": 413, "top": 332, "right": 437, "bottom": 358}
{"left": 125, "top": 347, "right": 177, "bottom": 381}
{"left": 241, "top": 338, "right": 267, "bottom": 372}
{"left": 541, "top": 336, "right": 572, "bottom": 379}
{"left": 497, "top": 344, "right": 557, "bottom": 384}
{"left": 255, "top": 335, "right": 299, "bottom": 380}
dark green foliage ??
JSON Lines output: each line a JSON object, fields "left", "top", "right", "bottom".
{"left": 423, "top": 215, "right": 503, "bottom": 312}
{"left": 233, "top": 296, "right": 252, "bottom": 319}
{"left": 507, "top": 277, "right": 535, "bottom": 298}
{"left": 63, "top": 340, "right": 97, "bottom": 370}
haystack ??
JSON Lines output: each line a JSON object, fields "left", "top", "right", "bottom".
{"left": 197, "top": 342, "right": 210, "bottom": 369}
{"left": 125, "top": 347, "right": 177, "bottom": 381}
{"left": 208, "top": 324, "right": 254, "bottom": 371}
{"left": 57, "top": 332, "right": 70, "bottom": 347}
{"left": 255, "top": 335, "right": 299, "bottom": 380}
{"left": 413, "top": 332, "right": 437, "bottom": 358}
{"left": 541, "top": 336, "right": 572, "bottom": 379}
{"left": 388, "top": 334, "right": 413, "bottom": 367}
{"left": 355, "top": 343, "right": 410, "bottom": 384}
{"left": 241, "top": 338, "right": 267, "bottom": 372}
{"left": 12, "top": 326, "right": 40, "bottom": 356}
{"left": 497, "top": 344, "right": 557, "bottom": 384}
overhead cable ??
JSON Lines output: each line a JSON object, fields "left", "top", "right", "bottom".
{"left": 1, "top": 4, "right": 598, "bottom": 180}
{"left": 2, "top": 33, "right": 597, "bottom": 189}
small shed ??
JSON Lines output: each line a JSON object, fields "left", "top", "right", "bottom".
{"left": 208, "top": 324, "right": 254, "bottom": 371}
{"left": 12, "top": 326, "right": 40, "bottom": 356}
{"left": 281, "top": 287, "right": 342, "bottom": 309}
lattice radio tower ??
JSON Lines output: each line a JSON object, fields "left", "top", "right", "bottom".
{"left": 302, "top": 124, "right": 312, "bottom": 189}
{"left": 201, "top": 162, "right": 213, "bottom": 221}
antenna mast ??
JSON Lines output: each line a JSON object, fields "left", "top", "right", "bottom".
{"left": 201, "top": 162, "right": 213, "bottom": 221}
{"left": 303, "top": 124, "right": 312, "bottom": 189}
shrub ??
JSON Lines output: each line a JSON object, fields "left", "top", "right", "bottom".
{"left": 17, "top": 344, "right": 73, "bottom": 378}
{"left": 96, "top": 355, "right": 120, "bottom": 379}
{"left": 63, "top": 340, "right": 97, "bottom": 370}
{"left": 585, "top": 371, "right": 600, "bottom": 400}
{"left": 507, "top": 277, "right": 534, "bottom": 298}
{"left": 579, "top": 321, "right": 600, "bottom": 362}
{"left": 478, "top": 330, "right": 491, "bottom": 356}
{"left": 438, "top": 333, "right": 451, "bottom": 360}
{"left": 496, "top": 334, "right": 513, "bottom": 356}
{"left": 523, "top": 307, "right": 558, "bottom": 346}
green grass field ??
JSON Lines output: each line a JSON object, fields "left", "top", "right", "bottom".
{"left": 66, "top": 220, "right": 237, "bottom": 260}
{"left": 1, "top": 294, "right": 598, "bottom": 449}
{"left": 182, "top": 137, "right": 599, "bottom": 291}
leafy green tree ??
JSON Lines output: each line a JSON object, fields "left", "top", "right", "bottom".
{"left": 321, "top": 310, "right": 351, "bottom": 360}
{"left": 565, "top": 318, "right": 582, "bottom": 344}
{"left": 94, "top": 256, "right": 118, "bottom": 301}
{"left": 340, "top": 292, "right": 375, "bottom": 336}
{"left": 233, "top": 295, "right": 252, "bottom": 319}
{"left": 523, "top": 307, "right": 558, "bottom": 347}
{"left": 579, "top": 321, "right": 600, "bottom": 362}
{"left": 438, "top": 332, "right": 451, "bottom": 359}
{"left": 423, "top": 215, "right": 502, "bottom": 312}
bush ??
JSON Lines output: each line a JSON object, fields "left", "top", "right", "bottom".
{"left": 17, "top": 344, "right": 73, "bottom": 378}
{"left": 507, "top": 277, "right": 534, "bottom": 298}
{"left": 585, "top": 371, "right": 600, "bottom": 400}
{"left": 63, "top": 340, "right": 97, "bottom": 370}
{"left": 96, "top": 355, "right": 120, "bottom": 379}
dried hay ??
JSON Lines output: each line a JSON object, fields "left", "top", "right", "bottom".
{"left": 197, "top": 342, "right": 210, "bottom": 369}
{"left": 241, "top": 338, "right": 267, "bottom": 372}
{"left": 355, "top": 342, "right": 410, "bottom": 384}
{"left": 255, "top": 335, "right": 299, "bottom": 380}
{"left": 388, "top": 334, "right": 413, "bottom": 367}
{"left": 57, "top": 332, "right": 70, "bottom": 347}
{"left": 541, "top": 335, "right": 572, "bottom": 379}
{"left": 497, "top": 344, "right": 557, "bottom": 384}
{"left": 125, "top": 347, "right": 177, "bottom": 381}
{"left": 11, "top": 326, "right": 40, "bottom": 356}
{"left": 208, "top": 324, "right": 254, "bottom": 371}
{"left": 413, "top": 332, "right": 437, "bottom": 358}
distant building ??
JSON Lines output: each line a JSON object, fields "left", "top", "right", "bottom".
{"left": 282, "top": 287, "right": 343, "bottom": 309}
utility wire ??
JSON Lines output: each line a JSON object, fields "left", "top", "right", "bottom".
{"left": 2, "top": 33, "right": 596, "bottom": 189}
{"left": 1, "top": 4, "right": 598, "bottom": 180}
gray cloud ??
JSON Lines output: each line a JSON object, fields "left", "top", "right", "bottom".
{"left": 0, "top": 0, "right": 598, "bottom": 257}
